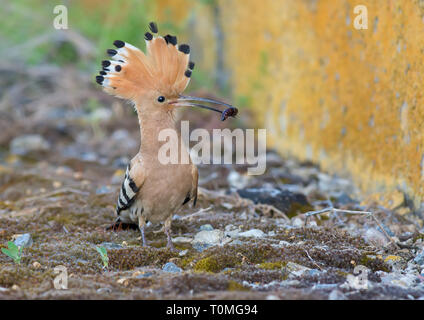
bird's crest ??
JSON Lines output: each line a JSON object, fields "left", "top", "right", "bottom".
{"left": 96, "top": 22, "right": 194, "bottom": 101}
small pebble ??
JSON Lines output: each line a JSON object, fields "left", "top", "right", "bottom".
{"left": 278, "top": 240, "right": 292, "bottom": 246}
{"left": 10, "top": 134, "right": 50, "bottom": 155}
{"left": 283, "top": 262, "right": 311, "bottom": 278}
{"left": 199, "top": 224, "right": 214, "bottom": 231}
{"left": 100, "top": 242, "right": 123, "bottom": 250}
{"left": 136, "top": 272, "right": 153, "bottom": 279}
{"left": 179, "top": 249, "right": 189, "bottom": 257}
{"left": 97, "top": 287, "right": 112, "bottom": 294}
{"left": 96, "top": 185, "right": 114, "bottom": 195}
{"left": 225, "top": 225, "right": 241, "bottom": 238}
{"left": 133, "top": 270, "right": 153, "bottom": 278}
{"left": 414, "top": 249, "right": 424, "bottom": 265}
{"left": 308, "top": 269, "right": 321, "bottom": 276}
{"left": 53, "top": 181, "right": 62, "bottom": 188}
{"left": 329, "top": 289, "right": 347, "bottom": 300}
{"left": 13, "top": 233, "right": 33, "bottom": 248}
{"left": 192, "top": 230, "right": 228, "bottom": 247}
{"left": 172, "top": 236, "right": 192, "bottom": 244}
{"left": 292, "top": 217, "right": 303, "bottom": 228}
{"left": 238, "top": 229, "right": 265, "bottom": 238}
{"left": 162, "top": 262, "right": 182, "bottom": 273}
{"left": 117, "top": 278, "right": 130, "bottom": 286}
{"left": 312, "top": 283, "right": 339, "bottom": 290}
{"left": 192, "top": 243, "right": 210, "bottom": 252}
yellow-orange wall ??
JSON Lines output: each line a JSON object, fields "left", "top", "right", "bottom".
{"left": 157, "top": 0, "right": 424, "bottom": 207}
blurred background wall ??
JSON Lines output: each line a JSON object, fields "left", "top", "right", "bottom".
{"left": 2, "top": 0, "right": 424, "bottom": 209}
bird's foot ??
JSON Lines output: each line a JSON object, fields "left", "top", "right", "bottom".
{"left": 165, "top": 229, "right": 178, "bottom": 252}
{"left": 166, "top": 239, "right": 178, "bottom": 252}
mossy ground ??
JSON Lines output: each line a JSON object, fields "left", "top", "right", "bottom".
{"left": 0, "top": 154, "right": 419, "bottom": 299}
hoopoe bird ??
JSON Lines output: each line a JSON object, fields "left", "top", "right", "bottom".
{"left": 96, "top": 22, "right": 237, "bottom": 249}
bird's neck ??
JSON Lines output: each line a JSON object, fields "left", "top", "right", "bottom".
{"left": 136, "top": 105, "right": 179, "bottom": 156}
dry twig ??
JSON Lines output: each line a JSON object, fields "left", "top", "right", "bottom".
{"left": 303, "top": 207, "right": 399, "bottom": 249}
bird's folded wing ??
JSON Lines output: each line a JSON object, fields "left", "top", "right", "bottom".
{"left": 116, "top": 162, "right": 144, "bottom": 215}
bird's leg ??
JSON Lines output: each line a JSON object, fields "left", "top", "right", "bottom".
{"left": 164, "top": 216, "right": 175, "bottom": 251}
{"left": 138, "top": 215, "right": 147, "bottom": 247}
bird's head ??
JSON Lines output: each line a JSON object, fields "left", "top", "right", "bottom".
{"left": 97, "top": 22, "right": 237, "bottom": 121}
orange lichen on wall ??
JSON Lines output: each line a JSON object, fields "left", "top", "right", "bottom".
{"left": 219, "top": 0, "right": 424, "bottom": 207}
{"left": 152, "top": 0, "right": 424, "bottom": 206}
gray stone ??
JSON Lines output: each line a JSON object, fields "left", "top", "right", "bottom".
{"left": 199, "top": 224, "right": 214, "bottom": 231}
{"left": 414, "top": 249, "right": 424, "bottom": 265}
{"left": 100, "top": 242, "right": 123, "bottom": 250}
{"left": 80, "top": 152, "right": 98, "bottom": 162}
{"left": 331, "top": 192, "right": 357, "bottom": 205}
{"left": 227, "top": 171, "right": 249, "bottom": 189}
{"left": 236, "top": 187, "right": 311, "bottom": 217}
{"left": 380, "top": 272, "right": 418, "bottom": 288}
{"left": 172, "top": 236, "right": 193, "bottom": 244}
{"left": 89, "top": 108, "right": 112, "bottom": 122}
{"left": 308, "top": 269, "right": 321, "bottom": 277}
{"left": 278, "top": 240, "right": 292, "bottom": 247}
{"left": 96, "top": 186, "right": 114, "bottom": 195}
{"left": 97, "top": 287, "right": 112, "bottom": 294}
{"left": 162, "top": 262, "right": 182, "bottom": 273}
{"left": 136, "top": 272, "right": 153, "bottom": 278}
{"left": 14, "top": 233, "right": 33, "bottom": 248}
{"left": 329, "top": 289, "right": 347, "bottom": 300}
{"left": 179, "top": 249, "right": 189, "bottom": 257}
{"left": 192, "top": 243, "right": 211, "bottom": 252}
{"left": 292, "top": 217, "right": 303, "bottom": 228}
{"left": 10, "top": 135, "right": 50, "bottom": 155}
{"left": 192, "top": 230, "right": 229, "bottom": 247}
{"left": 238, "top": 229, "right": 265, "bottom": 238}
{"left": 224, "top": 225, "right": 241, "bottom": 238}
{"left": 312, "top": 283, "right": 339, "bottom": 290}
{"left": 283, "top": 262, "right": 311, "bottom": 278}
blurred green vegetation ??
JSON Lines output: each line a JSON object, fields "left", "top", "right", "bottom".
{"left": 0, "top": 0, "right": 217, "bottom": 93}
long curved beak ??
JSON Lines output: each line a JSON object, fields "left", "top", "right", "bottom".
{"left": 169, "top": 95, "right": 238, "bottom": 121}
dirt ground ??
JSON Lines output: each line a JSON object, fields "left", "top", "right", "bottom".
{"left": 1, "top": 63, "right": 424, "bottom": 300}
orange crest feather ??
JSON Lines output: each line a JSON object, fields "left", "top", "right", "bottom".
{"left": 96, "top": 22, "right": 194, "bottom": 101}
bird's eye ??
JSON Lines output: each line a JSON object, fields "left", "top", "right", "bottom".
{"left": 157, "top": 96, "right": 165, "bottom": 103}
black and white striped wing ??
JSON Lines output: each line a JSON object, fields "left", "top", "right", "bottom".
{"left": 116, "top": 165, "right": 140, "bottom": 215}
